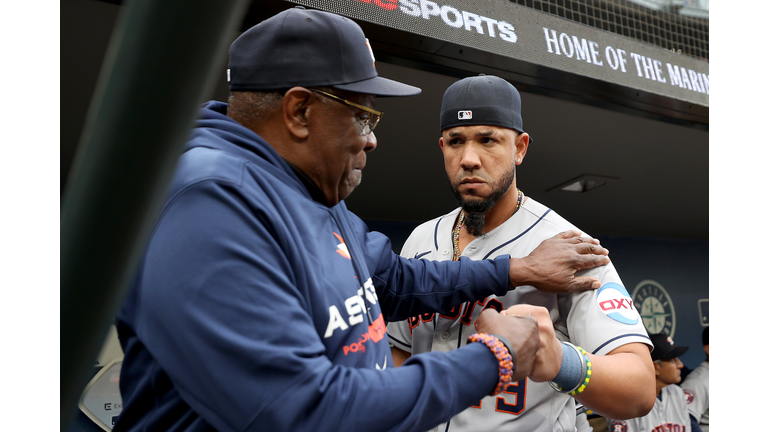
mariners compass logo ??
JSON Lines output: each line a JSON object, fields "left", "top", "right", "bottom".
{"left": 632, "top": 280, "right": 676, "bottom": 337}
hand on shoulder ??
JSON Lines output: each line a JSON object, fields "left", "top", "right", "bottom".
{"left": 509, "top": 230, "right": 610, "bottom": 293}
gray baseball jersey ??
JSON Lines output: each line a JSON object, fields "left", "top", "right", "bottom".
{"left": 681, "top": 361, "right": 709, "bottom": 431}
{"left": 607, "top": 385, "right": 692, "bottom": 432}
{"left": 387, "top": 197, "right": 652, "bottom": 432}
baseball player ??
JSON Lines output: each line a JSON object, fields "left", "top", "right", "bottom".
{"left": 387, "top": 74, "right": 656, "bottom": 432}
{"left": 681, "top": 327, "right": 709, "bottom": 431}
{"left": 607, "top": 333, "right": 697, "bottom": 432}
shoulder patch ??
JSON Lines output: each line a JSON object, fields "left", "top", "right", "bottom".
{"left": 684, "top": 389, "right": 695, "bottom": 404}
{"left": 596, "top": 282, "right": 640, "bottom": 325}
{"left": 609, "top": 420, "right": 628, "bottom": 432}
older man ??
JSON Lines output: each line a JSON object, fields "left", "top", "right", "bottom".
{"left": 113, "top": 8, "right": 611, "bottom": 432}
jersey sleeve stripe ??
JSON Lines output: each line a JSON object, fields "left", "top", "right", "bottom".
{"left": 482, "top": 209, "right": 552, "bottom": 259}
{"left": 591, "top": 333, "right": 652, "bottom": 355}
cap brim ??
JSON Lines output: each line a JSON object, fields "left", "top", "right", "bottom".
{"left": 669, "top": 346, "right": 689, "bottom": 358}
{"left": 655, "top": 345, "right": 689, "bottom": 361}
{"left": 333, "top": 75, "right": 421, "bottom": 97}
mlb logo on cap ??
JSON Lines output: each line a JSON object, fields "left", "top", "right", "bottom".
{"left": 458, "top": 110, "right": 473, "bottom": 120}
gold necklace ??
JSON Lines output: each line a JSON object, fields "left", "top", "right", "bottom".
{"left": 452, "top": 189, "right": 524, "bottom": 261}
{"left": 452, "top": 211, "right": 465, "bottom": 261}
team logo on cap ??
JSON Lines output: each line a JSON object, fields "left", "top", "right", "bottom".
{"left": 458, "top": 110, "right": 473, "bottom": 120}
{"left": 365, "top": 38, "right": 376, "bottom": 68}
{"left": 597, "top": 282, "right": 639, "bottom": 325}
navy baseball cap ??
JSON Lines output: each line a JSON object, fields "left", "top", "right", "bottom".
{"left": 440, "top": 74, "right": 529, "bottom": 140}
{"left": 649, "top": 333, "right": 689, "bottom": 361}
{"left": 228, "top": 7, "right": 421, "bottom": 97}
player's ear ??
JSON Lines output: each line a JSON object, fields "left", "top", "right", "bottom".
{"left": 514, "top": 132, "right": 529, "bottom": 165}
{"left": 439, "top": 136, "right": 445, "bottom": 150}
{"left": 283, "top": 87, "right": 312, "bottom": 140}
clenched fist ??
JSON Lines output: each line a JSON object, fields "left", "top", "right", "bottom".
{"left": 501, "top": 304, "right": 563, "bottom": 382}
{"left": 475, "top": 308, "right": 540, "bottom": 382}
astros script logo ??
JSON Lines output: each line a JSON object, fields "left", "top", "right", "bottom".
{"left": 596, "top": 282, "right": 639, "bottom": 325}
{"left": 632, "top": 280, "right": 676, "bottom": 337}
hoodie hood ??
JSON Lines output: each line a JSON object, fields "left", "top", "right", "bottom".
{"left": 187, "top": 101, "right": 288, "bottom": 169}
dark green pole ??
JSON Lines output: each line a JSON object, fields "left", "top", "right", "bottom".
{"left": 60, "top": 0, "right": 250, "bottom": 429}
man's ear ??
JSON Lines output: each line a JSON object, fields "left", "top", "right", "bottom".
{"left": 282, "top": 87, "right": 312, "bottom": 140}
{"left": 514, "top": 132, "right": 530, "bottom": 165}
{"left": 439, "top": 136, "right": 445, "bottom": 151}
{"left": 652, "top": 361, "right": 662, "bottom": 377}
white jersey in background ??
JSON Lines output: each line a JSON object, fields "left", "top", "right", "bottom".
{"left": 681, "top": 360, "right": 709, "bottom": 431}
{"left": 608, "top": 385, "right": 692, "bottom": 432}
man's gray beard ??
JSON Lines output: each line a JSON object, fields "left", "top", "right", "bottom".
{"left": 450, "top": 166, "right": 516, "bottom": 237}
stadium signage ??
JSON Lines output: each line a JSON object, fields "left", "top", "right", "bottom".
{"left": 542, "top": 27, "right": 708, "bottom": 95}
{"left": 292, "top": 0, "right": 709, "bottom": 106}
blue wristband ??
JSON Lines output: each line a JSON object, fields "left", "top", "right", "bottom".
{"left": 551, "top": 341, "right": 582, "bottom": 392}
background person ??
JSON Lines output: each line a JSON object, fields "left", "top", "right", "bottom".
{"left": 681, "top": 327, "right": 709, "bottom": 431}
{"left": 608, "top": 333, "right": 699, "bottom": 432}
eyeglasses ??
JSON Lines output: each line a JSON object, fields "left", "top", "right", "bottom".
{"left": 311, "top": 89, "right": 382, "bottom": 135}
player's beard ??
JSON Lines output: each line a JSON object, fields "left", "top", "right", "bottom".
{"left": 449, "top": 164, "right": 516, "bottom": 237}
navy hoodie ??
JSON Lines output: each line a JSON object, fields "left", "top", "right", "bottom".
{"left": 114, "top": 101, "right": 514, "bottom": 432}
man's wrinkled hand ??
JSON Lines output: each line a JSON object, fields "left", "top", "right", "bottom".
{"left": 475, "top": 308, "right": 539, "bottom": 382}
{"left": 501, "top": 305, "right": 562, "bottom": 382}
{"left": 509, "top": 230, "right": 609, "bottom": 293}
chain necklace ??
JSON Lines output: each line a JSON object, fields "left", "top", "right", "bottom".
{"left": 452, "top": 189, "right": 524, "bottom": 261}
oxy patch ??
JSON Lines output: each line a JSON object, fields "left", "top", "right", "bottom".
{"left": 596, "top": 282, "right": 639, "bottom": 325}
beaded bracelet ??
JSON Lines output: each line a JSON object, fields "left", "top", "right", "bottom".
{"left": 549, "top": 342, "right": 592, "bottom": 396}
{"left": 467, "top": 333, "right": 515, "bottom": 396}
{"left": 493, "top": 334, "right": 518, "bottom": 373}
{"left": 550, "top": 342, "right": 582, "bottom": 391}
